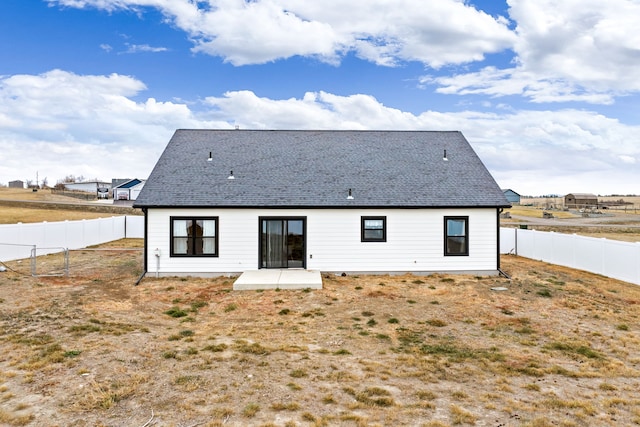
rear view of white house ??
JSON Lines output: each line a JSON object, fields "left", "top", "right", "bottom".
{"left": 133, "top": 130, "right": 510, "bottom": 277}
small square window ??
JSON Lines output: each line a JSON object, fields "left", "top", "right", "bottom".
{"left": 444, "top": 216, "right": 468, "bottom": 256}
{"left": 170, "top": 217, "right": 218, "bottom": 257}
{"left": 362, "top": 216, "right": 386, "bottom": 242}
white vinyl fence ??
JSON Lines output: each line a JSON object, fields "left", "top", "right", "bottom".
{"left": 0, "top": 216, "right": 144, "bottom": 262}
{"left": 501, "top": 227, "right": 640, "bottom": 286}
{"left": 3, "top": 220, "right": 638, "bottom": 285}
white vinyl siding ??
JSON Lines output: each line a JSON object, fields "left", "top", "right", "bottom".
{"left": 144, "top": 208, "right": 498, "bottom": 275}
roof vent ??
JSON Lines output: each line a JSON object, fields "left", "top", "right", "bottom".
{"left": 235, "top": 125, "right": 240, "bottom": 130}
{"left": 207, "top": 151, "right": 213, "bottom": 162}
{"left": 228, "top": 170, "right": 235, "bottom": 180}
{"left": 443, "top": 149, "right": 448, "bottom": 161}
{"left": 347, "top": 189, "right": 354, "bottom": 200}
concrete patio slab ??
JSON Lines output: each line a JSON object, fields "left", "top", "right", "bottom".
{"left": 233, "top": 269, "right": 323, "bottom": 290}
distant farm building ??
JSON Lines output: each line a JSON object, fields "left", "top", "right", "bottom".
{"left": 64, "top": 181, "right": 111, "bottom": 196}
{"left": 564, "top": 193, "right": 598, "bottom": 209}
{"left": 8, "top": 180, "right": 24, "bottom": 189}
{"left": 502, "top": 189, "right": 520, "bottom": 204}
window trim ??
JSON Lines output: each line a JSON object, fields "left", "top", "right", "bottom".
{"left": 444, "top": 216, "right": 469, "bottom": 256}
{"left": 170, "top": 216, "right": 219, "bottom": 257}
{"left": 361, "top": 216, "right": 387, "bottom": 242}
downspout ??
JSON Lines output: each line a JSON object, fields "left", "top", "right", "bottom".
{"left": 497, "top": 207, "right": 511, "bottom": 279}
{"left": 135, "top": 208, "right": 148, "bottom": 286}
{"left": 134, "top": 270, "right": 146, "bottom": 286}
{"left": 497, "top": 208, "right": 502, "bottom": 271}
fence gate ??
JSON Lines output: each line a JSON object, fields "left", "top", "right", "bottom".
{"left": 30, "top": 247, "right": 69, "bottom": 277}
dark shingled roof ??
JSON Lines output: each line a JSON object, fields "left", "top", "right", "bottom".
{"left": 134, "top": 130, "right": 510, "bottom": 208}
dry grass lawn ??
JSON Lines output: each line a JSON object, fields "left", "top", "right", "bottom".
{"left": 0, "top": 188, "right": 93, "bottom": 204}
{"left": 0, "top": 206, "right": 115, "bottom": 224}
{"left": 505, "top": 206, "right": 577, "bottom": 219}
{"left": 1, "top": 241, "right": 639, "bottom": 426}
{"left": 523, "top": 196, "right": 640, "bottom": 208}
{"left": 502, "top": 202, "right": 640, "bottom": 243}
{"left": 0, "top": 188, "right": 140, "bottom": 224}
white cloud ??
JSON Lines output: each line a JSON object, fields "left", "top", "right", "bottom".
{"left": 2, "top": 70, "right": 638, "bottom": 195}
{"left": 509, "top": 0, "right": 640, "bottom": 89}
{"left": 423, "top": 67, "right": 618, "bottom": 104}
{"left": 204, "top": 91, "right": 427, "bottom": 129}
{"left": 619, "top": 155, "right": 636, "bottom": 164}
{"left": 122, "top": 43, "right": 168, "bottom": 53}
{"left": 45, "top": 0, "right": 640, "bottom": 107}
{"left": 203, "top": 90, "right": 640, "bottom": 195}
{"left": 47, "top": 0, "right": 515, "bottom": 67}
{"left": 48, "top": 0, "right": 640, "bottom": 105}
{"left": 425, "top": 0, "right": 640, "bottom": 103}
{"left": 0, "top": 70, "right": 226, "bottom": 185}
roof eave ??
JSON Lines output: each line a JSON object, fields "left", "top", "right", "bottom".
{"left": 133, "top": 203, "right": 512, "bottom": 210}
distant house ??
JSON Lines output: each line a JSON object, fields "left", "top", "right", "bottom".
{"left": 502, "top": 189, "right": 520, "bottom": 204}
{"left": 134, "top": 130, "right": 511, "bottom": 278}
{"left": 8, "top": 180, "right": 24, "bottom": 189}
{"left": 564, "top": 193, "right": 598, "bottom": 209}
{"left": 64, "top": 181, "right": 111, "bottom": 196}
{"left": 112, "top": 178, "right": 145, "bottom": 201}
{"left": 112, "top": 178, "right": 132, "bottom": 189}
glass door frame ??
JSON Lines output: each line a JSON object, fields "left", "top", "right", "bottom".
{"left": 258, "top": 216, "right": 307, "bottom": 269}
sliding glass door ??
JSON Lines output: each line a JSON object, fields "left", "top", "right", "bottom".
{"left": 260, "top": 218, "right": 305, "bottom": 269}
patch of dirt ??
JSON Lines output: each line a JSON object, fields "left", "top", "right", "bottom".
{"left": 1, "top": 249, "right": 640, "bottom": 426}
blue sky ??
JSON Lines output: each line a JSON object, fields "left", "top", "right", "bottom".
{"left": 1, "top": 0, "right": 639, "bottom": 196}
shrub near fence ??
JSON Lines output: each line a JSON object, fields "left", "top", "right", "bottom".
{"left": 0, "top": 216, "right": 144, "bottom": 262}
{"left": 501, "top": 227, "right": 640, "bottom": 286}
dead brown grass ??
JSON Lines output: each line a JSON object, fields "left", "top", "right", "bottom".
{"left": 0, "top": 188, "right": 64, "bottom": 201}
{"left": 501, "top": 198, "right": 640, "bottom": 242}
{"left": 506, "top": 206, "right": 578, "bottom": 219}
{"left": 0, "top": 206, "right": 113, "bottom": 224}
{"left": 0, "top": 188, "right": 140, "bottom": 224}
{"left": 1, "top": 244, "right": 640, "bottom": 426}
{"left": 523, "top": 195, "right": 640, "bottom": 205}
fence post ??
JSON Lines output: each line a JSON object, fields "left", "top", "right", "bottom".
{"left": 30, "top": 246, "right": 36, "bottom": 276}
{"left": 572, "top": 234, "right": 577, "bottom": 270}
{"left": 637, "top": 243, "right": 640, "bottom": 286}
{"left": 601, "top": 238, "right": 607, "bottom": 277}
{"left": 64, "top": 249, "right": 69, "bottom": 277}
